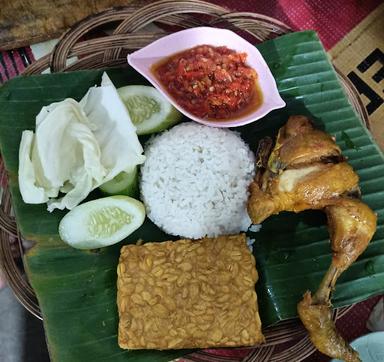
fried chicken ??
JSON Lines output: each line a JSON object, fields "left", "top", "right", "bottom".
{"left": 248, "top": 115, "right": 377, "bottom": 362}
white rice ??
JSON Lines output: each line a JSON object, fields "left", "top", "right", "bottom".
{"left": 140, "top": 122, "right": 255, "bottom": 239}
{"left": 249, "top": 224, "right": 262, "bottom": 233}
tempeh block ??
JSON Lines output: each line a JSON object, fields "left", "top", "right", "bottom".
{"left": 117, "top": 234, "right": 265, "bottom": 349}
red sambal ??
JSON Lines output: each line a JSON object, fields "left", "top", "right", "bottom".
{"left": 152, "top": 45, "right": 261, "bottom": 120}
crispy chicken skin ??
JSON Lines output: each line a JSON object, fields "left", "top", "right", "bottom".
{"left": 248, "top": 162, "right": 359, "bottom": 223}
{"left": 326, "top": 198, "right": 377, "bottom": 273}
{"left": 298, "top": 292, "right": 360, "bottom": 362}
{"left": 298, "top": 198, "right": 376, "bottom": 362}
{"left": 248, "top": 115, "right": 377, "bottom": 362}
{"left": 277, "top": 130, "right": 342, "bottom": 167}
{"left": 267, "top": 115, "right": 343, "bottom": 172}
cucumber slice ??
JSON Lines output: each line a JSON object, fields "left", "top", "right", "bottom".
{"left": 118, "top": 85, "right": 181, "bottom": 135}
{"left": 99, "top": 167, "right": 138, "bottom": 197}
{"left": 59, "top": 196, "right": 145, "bottom": 249}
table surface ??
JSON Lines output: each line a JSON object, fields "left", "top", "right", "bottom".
{"left": 0, "top": 1, "right": 383, "bottom": 361}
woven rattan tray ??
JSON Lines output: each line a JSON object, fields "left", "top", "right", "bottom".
{"left": 0, "top": 1, "right": 368, "bottom": 361}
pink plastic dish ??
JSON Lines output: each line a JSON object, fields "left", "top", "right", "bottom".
{"left": 128, "top": 27, "right": 285, "bottom": 128}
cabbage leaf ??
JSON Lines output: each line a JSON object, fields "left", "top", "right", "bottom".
{"left": 18, "top": 73, "right": 145, "bottom": 212}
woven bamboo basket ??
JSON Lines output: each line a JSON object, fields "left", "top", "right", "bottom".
{"left": 0, "top": 1, "right": 368, "bottom": 361}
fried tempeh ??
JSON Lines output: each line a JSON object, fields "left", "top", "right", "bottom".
{"left": 117, "top": 234, "right": 265, "bottom": 350}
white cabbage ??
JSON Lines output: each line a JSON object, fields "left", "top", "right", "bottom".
{"left": 18, "top": 131, "right": 48, "bottom": 204}
{"left": 18, "top": 73, "right": 145, "bottom": 212}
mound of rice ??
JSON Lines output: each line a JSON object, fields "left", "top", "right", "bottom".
{"left": 140, "top": 123, "right": 255, "bottom": 238}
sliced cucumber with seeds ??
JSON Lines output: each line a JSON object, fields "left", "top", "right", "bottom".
{"left": 118, "top": 85, "right": 181, "bottom": 135}
{"left": 59, "top": 196, "right": 145, "bottom": 249}
{"left": 99, "top": 166, "right": 138, "bottom": 197}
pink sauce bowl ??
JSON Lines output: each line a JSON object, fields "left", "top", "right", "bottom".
{"left": 128, "top": 27, "right": 285, "bottom": 128}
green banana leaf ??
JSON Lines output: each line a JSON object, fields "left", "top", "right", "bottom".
{"left": 0, "top": 31, "right": 383, "bottom": 361}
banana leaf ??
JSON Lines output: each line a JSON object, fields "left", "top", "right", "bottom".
{"left": 0, "top": 31, "right": 383, "bottom": 361}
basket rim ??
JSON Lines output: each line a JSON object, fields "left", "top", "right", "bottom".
{"left": 0, "top": 2, "right": 370, "bottom": 361}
